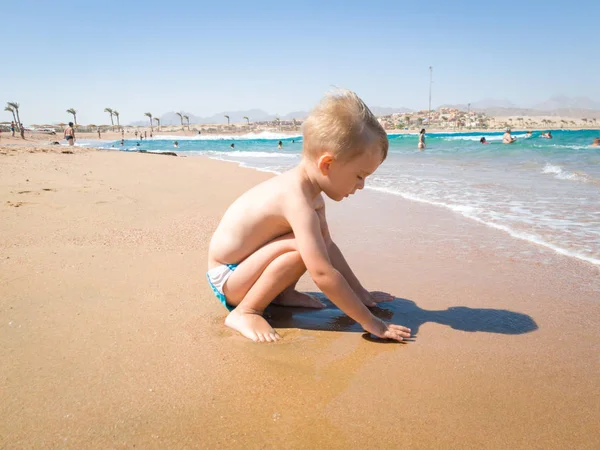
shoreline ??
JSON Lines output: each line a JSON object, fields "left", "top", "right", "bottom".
{"left": 2, "top": 125, "right": 599, "bottom": 148}
{"left": 1, "top": 149, "right": 598, "bottom": 448}
{"left": 3, "top": 138, "right": 599, "bottom": 268}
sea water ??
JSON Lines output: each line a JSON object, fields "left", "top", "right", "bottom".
{"left": 94, "top": 129, "right": 600, "bottom": 266}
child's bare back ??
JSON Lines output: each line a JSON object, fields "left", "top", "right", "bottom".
{"left": 206, "top": 89, "right": 411, "bottom": 343}
{"left": 208, "top": 169, "right": 318, "bottom": 272}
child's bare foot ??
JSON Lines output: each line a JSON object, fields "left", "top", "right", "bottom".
{"left": 225, "top": 309, "right": 281, "bottom": 342}
{"left": 273, "top": 289, "right": 326, "bottom": 308}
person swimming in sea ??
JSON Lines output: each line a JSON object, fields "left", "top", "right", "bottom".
{"left": 480, "top": 137, "right": 489, "bottom": 144}
{"left": 525, "top": 131, "right": 533, "bottom": 138}
{"left": 418, "top": 128, "right": 426, "bottom": 150}
{"left": 174, "top": 141, "right": 179, "bottom": 148}
{"left": 502, "top": 129, "right": 517, "bottom": 144}
{"left": 541, "top": 131, "right": 553, "bottom": 139}
{"left": 591, "top": 138, "right": 600, "bottom": 147}
{"left": 278, "top": 140, "right": 283, "bottom": 150}
{"left": 231, "top": 143, "right": 235, "bottom": 149}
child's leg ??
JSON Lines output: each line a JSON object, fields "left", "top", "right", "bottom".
{"left": 222, "top": 234, "right": 320, "bottom": 342}
{"left": 273, "top": 281, "right": 325, "bottom": 308}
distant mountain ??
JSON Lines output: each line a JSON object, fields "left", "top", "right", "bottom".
{"left": 480, "top": 107, "right": 600, "bottom": 119}
{"left": 281, "top": 111, "right": 310, "bottom": 120}
{"left": 472, "top": 98, "right": 518, "bottom": 109}
{"left": 531, "top": 95, "right": 600, "bottom": 111}
{"left": 129, "top": 105, "right": 413, "bottom": 125}
{"left": 439, "top": 98, "right": 517, "bottom": 111}
{"left": 127, "top": 96, "right": 600, "bottom": 126}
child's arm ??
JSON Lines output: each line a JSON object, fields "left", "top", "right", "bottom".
{"left": 316, "top": 202, "right": 393, "bottom": 307}
{"left": 287, "top": 200, "right": 410, "bottom": 342}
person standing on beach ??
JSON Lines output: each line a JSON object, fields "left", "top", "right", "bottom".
{"left": 144, "top": 131, "right": 147, "bottom": 139}
{"left": 206, "top": 89, "right": 411, "bottom": 343}
{"left": 97, "top": 128, "right": 101, "bottom": 139}
{"left": 418, "top": 128, "right": 426, "bottom": 150}
{"left": 10, "top": 121, "right": 15, "bottom": 137}
{"left": 64, "top": 122, "right": 75, "bottom": 146}
{"left": 19, "top": 124, "right": 25, "bottom": 139}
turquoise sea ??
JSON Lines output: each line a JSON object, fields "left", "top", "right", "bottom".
{"left": 90, "top": 129, "right": 600, "bottom": 266}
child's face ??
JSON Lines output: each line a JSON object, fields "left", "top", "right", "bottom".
{"left": 320, "top": 148, "right": 382, "bottom": 201}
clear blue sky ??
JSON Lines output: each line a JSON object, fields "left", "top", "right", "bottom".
{"left": 3, "top": 0, "right": 598, "bottom": 125}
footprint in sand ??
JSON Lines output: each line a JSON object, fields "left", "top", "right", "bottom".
{"left": 6, "top": 201, "right": 26, "bottom": 208}
{"left": 17, "top": 188, "right": 55, "bottom": 195}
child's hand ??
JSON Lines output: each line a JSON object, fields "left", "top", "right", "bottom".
{"left": 363, "top": 317, "right": 411, "bottom": 342}
{"left": 358, "top": 289, "right": 394, "bottom": 307}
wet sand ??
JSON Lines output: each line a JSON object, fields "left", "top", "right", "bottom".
{"left": 1, "top": 150, "right": 598, "bottom": 448}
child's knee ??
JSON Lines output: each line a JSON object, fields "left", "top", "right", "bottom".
{"left": 277, "top": 250, "right": 306, "bottom": 274}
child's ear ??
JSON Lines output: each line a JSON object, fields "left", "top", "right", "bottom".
{"left": 317, "top": 154, "right": 334, "bottom": 175}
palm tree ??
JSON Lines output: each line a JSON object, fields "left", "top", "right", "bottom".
{"left": 224, "top": 115, "right": 230, "bottom": 126}
{"left": 176, "top": 112, "right": 184, "bottom": 130}
{"left": 154, "top": 117, "right": 160, "bottom": 131}
{"left": 404, "top": 115, "right": 411, "bottom": 128}
{"left": 4, "top": 105, "right": 18, "bottom": 130}
{"left": 104, "top": 108, "right": 114, "bottom": 130}
{"left": 183, "top": 115, "right": 190, "bottom": 130}
{"left": 112, "top": 110, "right": 120, "bottom": 130}
{"left": 243, "top": 116, "right": 250, "bottom": 126}
{"left": 275, "top": 117, "right": 280, "bottom": 130}
{"left": 144, "top": 112, "right": 153, "bottom": 131}
{"left": 66, "top": 108, "right": 77, "bottom": 126}
{"left": 7, "top": 102, "right": 22, "bottom": 130}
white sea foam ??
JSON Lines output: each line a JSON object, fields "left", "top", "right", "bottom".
{"left": 367, "top": 185, "right": 600, "bottom": 266}
{"left": 441, "top": 134, "right": 529, "bottom": 142}
{"left": 204, "top": 155, "right": 284, "bottom": 175}
{"left": 150, "top": 131, "right": 301, "bottom": 141}
{"left": 542, "top": 163, "right": 594, "bottom": 183}
{"left": 188, "top": 150, "right": 300, "bottom": 159}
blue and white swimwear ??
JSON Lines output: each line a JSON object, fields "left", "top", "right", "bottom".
{"left": 206, "top": 264, "right": 238, "bottom": 311}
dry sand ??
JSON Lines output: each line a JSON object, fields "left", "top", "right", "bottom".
{"left": 1, "top": 148, "right": 599, "bottom": 448}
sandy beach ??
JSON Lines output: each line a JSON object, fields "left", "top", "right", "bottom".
{"left": 1, "top": 148, "right": 599, "bottom": 448}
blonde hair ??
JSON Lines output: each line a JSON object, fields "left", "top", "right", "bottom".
{"left": 302, "top": 89, "right": 388, "bottom": 163}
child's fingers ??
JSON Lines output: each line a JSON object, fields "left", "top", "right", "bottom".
{"left": 384, "top": 330, "right": 405, "bottom": 341}
{"left": 389, "top": 324, "right": 412, "bottom": 337}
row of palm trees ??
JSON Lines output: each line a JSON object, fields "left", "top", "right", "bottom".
{"left": 228, "top": 115, "right": 251, "bottom": 126}
{"left": 4, "top": 102, "right": 260, "bottom": 135}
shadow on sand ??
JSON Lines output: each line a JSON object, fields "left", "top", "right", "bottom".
{"left": 265, "top": 293, "right": 538, "bottom": 341}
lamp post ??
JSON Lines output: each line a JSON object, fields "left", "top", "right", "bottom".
{"left": 468, "top": 103, "right": 471, "bottom": 129}
{"left": 428, "top": 66, "right": 433, "bottom": 123}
